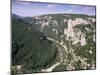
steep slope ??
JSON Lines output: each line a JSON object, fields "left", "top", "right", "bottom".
{"left": 21, "top": 14, "right": 96, "bottom": 71}
{"left": 12, "top": 14, "right": 58, "bottom": 74}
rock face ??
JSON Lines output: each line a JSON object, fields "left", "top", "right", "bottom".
{"left": 21, "top": 14, "right": 96, "bottom": 72}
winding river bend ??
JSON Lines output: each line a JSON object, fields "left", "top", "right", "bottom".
{"left": 41, "top": 37, "right": 68, "bottom": 72}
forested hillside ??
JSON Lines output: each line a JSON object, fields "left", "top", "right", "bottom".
{"left": 12, "top": 13, "right": 96, "bottom": 74}
{"left": 12, "top": 14, "right": 58, "bottom": 74}
{"left": 21, "top": 14, "right": 96, "bottom": 72}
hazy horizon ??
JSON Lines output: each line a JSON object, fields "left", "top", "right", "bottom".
{"left": 12, "top": 1, "right": 96, "bottom": 17}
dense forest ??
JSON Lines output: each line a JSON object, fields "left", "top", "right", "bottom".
{"left": 11, "top": 13, "right": 96, "bottom": 74}
{"left": 12, "top": 14, "right": 58, "bottom": 74}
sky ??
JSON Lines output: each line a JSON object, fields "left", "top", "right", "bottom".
{"left": 12, "top": 1, "right": 96, "bottom": 17}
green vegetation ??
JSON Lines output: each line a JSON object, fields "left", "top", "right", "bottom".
{"left": 72, "top": 39, "right": 96, "bottom": 65}
{"left": 12, "top": 14, "right": 58, "bottom": 74}
{"left": 12, "top": 13, "right": 96, "bottom": 74}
